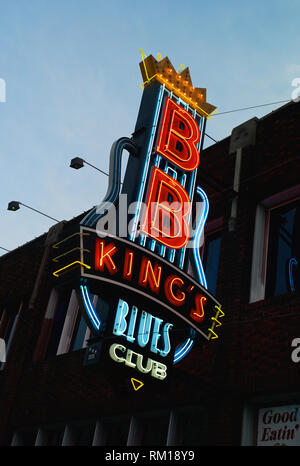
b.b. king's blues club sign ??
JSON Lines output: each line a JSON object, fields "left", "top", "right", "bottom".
{"left": 50, "top": 52, "right": 223, "bottom": 388}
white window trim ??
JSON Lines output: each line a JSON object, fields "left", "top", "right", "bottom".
{"left": 250, "top": 184, "right": 300, "bottom": 303}
{"left": 57, "top": 290, "right": 79, "bottom": 355}
{"left": 57, "top": 291, "right": 95, "bottom": 355}
{"left": 0, "top": 302, "right": 22, "bottom": 370}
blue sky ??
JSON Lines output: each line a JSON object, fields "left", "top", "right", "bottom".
{"left": 0, "top": 0, "right": 299, "bottom": 254}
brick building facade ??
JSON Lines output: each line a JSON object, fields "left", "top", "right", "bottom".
{"left": 0, "top": 100, "right": 299, "bottom": 446}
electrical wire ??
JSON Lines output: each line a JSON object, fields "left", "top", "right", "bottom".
{"left": 214, "top": 99, "right": 291, "bottom": 116}
{"left": 204, "top": 133, "right": 218, "bottom": 143}
{"left": 205, "top": 99, "right": 293, "bottom": 143}
{"left": 81, "top": 99, "right": 293, "bottom": 179}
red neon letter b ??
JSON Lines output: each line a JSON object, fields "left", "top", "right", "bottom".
{"left": 141, "top": 167, "right": 191, "bottom": 249}
{"left": 156, "top": 97, "right": 200, "bottom": 171}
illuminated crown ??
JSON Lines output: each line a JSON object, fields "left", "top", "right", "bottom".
{"left": 139, "top": 54, "right": 217, "bottom": 119}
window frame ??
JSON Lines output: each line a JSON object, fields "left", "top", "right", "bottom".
{"left": 250, "top": 184, "right": 300, "bottom": 303}
{"left": 201, "top": 216, "right": 223, "bottom": 295}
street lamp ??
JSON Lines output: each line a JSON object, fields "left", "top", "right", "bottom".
{"left": 7, "top": 201, "right": 59, "bottom": 222}
{"left": 70, "top": 157, "right": 109, "bottom": 178}
{"left": 7, "top": 201, "right": 20, "bottom": 211}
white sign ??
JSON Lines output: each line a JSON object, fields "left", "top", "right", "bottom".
{"left": 257, "top": 405, "right": 300, "bottom": 446}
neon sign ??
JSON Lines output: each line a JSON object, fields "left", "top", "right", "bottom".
{"left": 113, "top": 298, "right": 172, "bottom": 358}
{"left": 51, "top": 52, "right": 223, "bottom": 384}
{"left": 78, "top": 227, "right": 221, "bottom": 340}
{"left": 108, "top": 298, "right": 173, "bottom": 380}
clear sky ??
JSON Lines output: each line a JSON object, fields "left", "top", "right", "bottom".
{"left": 0, "top": 0, "right": 299, "bottom": 254}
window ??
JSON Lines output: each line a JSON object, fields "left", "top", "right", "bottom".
{"left": 38, "top": 288, "right": 112, "bottom": 359}
{"left": 0, "top": 298, "right": 22, "bottom": 367}
{"left": 46, "top": 289, "right": 72, "bottom": 357}
{"left": 138, "top": 413, "right": 169, "bottom": 446}
{"left": 42, "top": 428, "right": 64, "bottom": 446}
{"left": 35, "top": 426, "right": 65, "bottom": 446}
{"left": 56, "top": 289, "right": 89, "bottom": 355}
{"left": 11, "top": 429, "right": 38, "bottom": 446}
{"left": 265, "top": 201, "right": 299, "bottom": 297}
{"left": 71, "top": 424, "right": 96, "bottom": 446}
{"left": 101, "top": 417, "right": 131, "bottom": 445}
{"left": 203, "top": 231, "right": 222, "bottom": 296}
{"left": 37, "top": 288, "right": 91, "bottom": 359}
{"left": 62, "top": 422, "right": 96, "bottom": 446}
{"left": 173, "top": 407, "right": 204, "bottom": 445}
{"left": 69, "top": 312, "right": 89, "bottom": 352}
{"left": 250, "top": 187, "right": 300, "bottom": 303}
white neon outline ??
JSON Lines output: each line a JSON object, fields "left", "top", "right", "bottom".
{"left": 173, "top": 185, "right": 209, "bottom": 364}
{"left": 80, "top": 285, "right": 101, "bottom": 331}
{"left": 159, "top": 322, "right": 173, "bottom": 357}
{"left": 173, "top": 338, "right": 194, "bottom": 364}
{"left": 130, "top": 85, "right": 164, "bottom": 241}
{"left": 193, "top": 186, "right": 209, "bottom": 289}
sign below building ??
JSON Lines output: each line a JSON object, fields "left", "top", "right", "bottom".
{"left": 257, "top": 405, "right": 300, "bottom": 446}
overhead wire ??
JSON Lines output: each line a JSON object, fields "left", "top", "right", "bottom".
{"left": 82, "top": 99, "right": 293, "bottom": 177}
{"left": 205, "top": 98, "right": 292, "bottom": 143}
{"left": 214, "top": 99, "right": 290, "bottom": 116}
